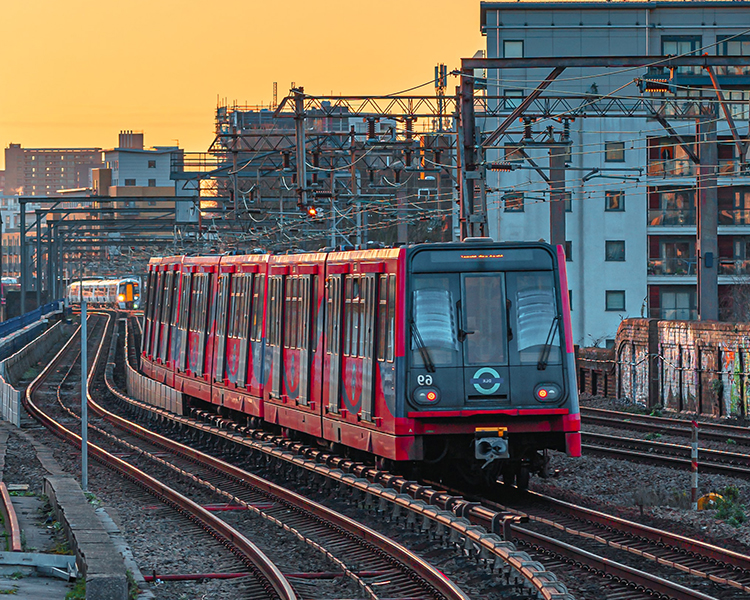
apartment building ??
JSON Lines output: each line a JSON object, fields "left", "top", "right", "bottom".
{"left": 481, "top": 1, "right": 750, "bottom": 346}
{"left": 3, "top": 144, "right": 103, "bottom": 196}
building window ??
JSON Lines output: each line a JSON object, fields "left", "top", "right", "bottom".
{"left": 605, "top": 339, "right": 615, "bottom": 349}
{"left": 504, "top": 89, "right": 524, "bottom": 110}
{"left": 148, "top": 160, "right": 156, "bottom": 168}
{"left": 564, "top": 192, "right": 572, "bottom": 212}
{"left": 568, "top": 290, "right": 573, "bottom": 311}
{"left": 565, "top": 240, "right": 572, "bottom": 261}
{"left": 605, "top": 141, "right": 625, "bottom": 162}
{"left": 605, "top": 240, "right": 625, "bottom": 261}
{"left": 606, "top": 290, "right": 626, "bottom": 311}
{"left": 605, "top": 190, "right": 624, "bottom": 211}
{"left": 504, "top": 40, "right": 524, "bottom": 59}
{"left": 662, "top": 36, "right": 702, "bottom": 75}
{"left": 124, "top": 178, "right": 136, "bottom": 186}
{"left": 504, "top": 192, "right": 524, "bottom": 212}
{"left": 148, "top": 179, "right": 156, "bottom": 187}
{"left": 717, "top": 36, "right": 750, "bottom": 75}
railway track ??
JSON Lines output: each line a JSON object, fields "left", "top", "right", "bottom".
{"left": 581, "top": 407, "right": 750, "bottom": 447}
{"left": 25, "top": 313, "right": 298, "bottom": 600}
{"left": 108, "top": 314, "right": 746, "bottom": 600}
{"left": 581, "top": 431, "right": 750, "bottom": 477}
{"left": 63, "top": 313, "right": 472, "bottom": 600}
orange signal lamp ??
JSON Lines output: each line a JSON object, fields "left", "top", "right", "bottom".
{"left": 426, "top": 391, "right": 437, "bottom": 401}
{"left": 307, "top": 206, "right": 318, "bottom": 217}
{"left": 538, "top": 389, "right": 548, "bottom": 399}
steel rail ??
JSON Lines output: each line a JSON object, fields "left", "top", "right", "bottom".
{"left": 102, "top": 318, "right": 469, "bottom": 600}
{"left": 509, "top": 526, "right": 718, "bottom": 600}
{"left": 582, "top": 406, "right": 750, "bottom": 446}
{"left": 23, "top": 314, "right": 298, "bottom": 600}
{"left": 120, "top": 318, "right": 565, "bottom": 600}
{"left": 582, "top": 431, "right": 750, "bottom": 476}
{"left": 114, "top": 318, "right": 733, "bottom": 600}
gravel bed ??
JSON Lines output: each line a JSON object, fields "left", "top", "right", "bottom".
{"left": 535, "top": 395, "right": 750, "bottom": 553}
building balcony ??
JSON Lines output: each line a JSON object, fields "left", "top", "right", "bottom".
{"left": 719, "top": 209, "right": 750, "bottom": 226}
{"left": 648, "top": 209, "right": 695, "bottom": 227}
{"left": 648, "top": 258, "right": 696, "bottom": 276}
{"left": 650, "top": 307, "right": 698, "bottom": 321}
{"left": 718, "top": 259, "right": 750, "bottom": 276}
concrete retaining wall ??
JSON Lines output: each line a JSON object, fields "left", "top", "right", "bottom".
{"left": 44, "top": 476, "right": 127, "bottom": 600}
{"left": 0, "top": 321, "right": 68, "bottom": 426}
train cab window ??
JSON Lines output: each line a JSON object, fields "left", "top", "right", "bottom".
{"left": 462, "top": 274, "right": 507, "bottom": 365}
{"left": 411, "top": 275, "right": 459, "bottom": 367}
{"left": 509, "top": 272, "right": 560, "bottom": 365}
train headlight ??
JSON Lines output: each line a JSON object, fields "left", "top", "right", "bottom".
{"left": 413, "top": 386, "right": 440, "bottom": 405}
{"left": 118, "top": 294, "right": 125, "bottom": 301}
{"left": 535, "top": 383, "right": 561, "bottom": 402}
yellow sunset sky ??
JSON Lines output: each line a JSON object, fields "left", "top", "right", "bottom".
{"left": 0, "top": 0, "right": 484, "bottom": 168}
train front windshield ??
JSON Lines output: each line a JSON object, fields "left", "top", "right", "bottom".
{"left": 409, "top": 247, "right": 564, "bottom": 410}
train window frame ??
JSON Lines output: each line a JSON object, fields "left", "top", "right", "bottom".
{"left": 352, "top": 276, "right": 361, "bottom": 357}
{"left": 387, "top": 274, "right": 396, "bottom": 362}
{"left": 344, "top": 276, "right": 353, "bottom": 356}
{"left": 214, "top": 273, "right": 230, "bottom": 382}
{"left": 376, "top": 276, "right": 388, "bottom": 361}
{"left": 250, "top": 274, "right": 264, "bottom": 342}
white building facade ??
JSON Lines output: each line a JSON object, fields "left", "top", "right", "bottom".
{"left": 481, "top": 1, "right": 750, "bottom": 346}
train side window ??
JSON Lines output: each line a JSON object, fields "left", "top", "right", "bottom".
{"left": 228, "top": 274, "right": 240, "bottom": 338}
{"left": 361, "top": 276, "right": 373, "bottom": 359}
{"left": 354, "top": 276, "right": 360, "bottom": 356}
{"left": 178, "top": 273, "right": 191, "bottom": 332}
{"left": 250, "top": 275, "right": 264, "bottom": 342}
{"left": 376, "top": 276, "right": 387, "bottom": 361}
{"left": 387, "top": 274, "right": 396, "bottom": 362}
{"left": 168, "top": 275, "right": 178, "bottom": 327}
{"left": 214, "top": 273, "right": 230, "bottom": 381}
{"left": 301, "top": 276, "right": 310, "bottom": 350}
{"left": 343, "top": 277, "right": 353, "bottom": 356}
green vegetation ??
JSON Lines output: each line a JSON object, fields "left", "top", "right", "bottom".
{"left": 8, "top": 573, "right": 23, "bottom": 582}
{"left": 715, "top": 486, "right": 746, "bottom": 527}
{"left": 649, "top": 407, "right": 662, "bottom": 417}
{"left": 126, "top": 569, "right": 139, "bottom": 600}
{"left": 8, "top": 491, "right": 35, "bottom": 497}
{"left": 0, "top": 588, "right": 18, "bottom": 595}
{"left": 726, "top": 438, "right": 737, "bottom": 445}
{"left": 65, "top": 579, "right": 85, "bottom": 600}
{"left": 644, "top": 432, "right": 662, "bottom": 440}
{"left": 20, "top": 367, "right": 39, "bottom": 381}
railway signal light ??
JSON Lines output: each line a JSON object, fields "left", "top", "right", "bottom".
{"left": 306, "top": 205, "right": 318, "bottom": 217}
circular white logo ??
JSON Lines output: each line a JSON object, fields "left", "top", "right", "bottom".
{"left": 471, "top": 367, "right": 503, "bottom": 395}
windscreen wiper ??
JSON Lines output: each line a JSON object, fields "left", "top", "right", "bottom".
{"left": 411, "top": 322, "right": 436, "bottom": 373}
{"left": 537, "top": 315, "right": 560, "bottom": 371}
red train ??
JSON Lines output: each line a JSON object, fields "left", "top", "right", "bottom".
{"left": 141, "top": 241, "right": 581, "bottom": 488}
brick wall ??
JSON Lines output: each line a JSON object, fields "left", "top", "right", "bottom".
{"left": 606, "top": 319, "right": 750, "bottom": 418}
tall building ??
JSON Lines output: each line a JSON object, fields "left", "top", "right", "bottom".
{"left": 481, "top": 1, "right": 750, "bottom": 346}
{"left": 3, "top": 144, "right": 103, "bottom": 196}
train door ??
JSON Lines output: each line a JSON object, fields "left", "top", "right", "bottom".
{"left": 459, "top": 273, "right": 510, "bottom": 406}
{"left": 281, "top": 275, "right": 313, "bottom": 406}
{"left": 267, "top": 275, "right": 284, "bottom": 399}
{"left": 225, "top": 273, "right": 252, "bottom": 387}
{"left": 325, "top": 274, "right": 343, "bottom": 413}
{"left": 158, "top": 272, "right": 174, "bottom": 362}
{"left": 167, "top": 274, "right": 181, "bottom": 367}
{"left": 359, "top": 274, "right": 377, "bottom": 421}
{"left": 174, "top": 273, "right": 192, "bottom": 372}
{"left": 248, "top": 274, "right": 265, "bottom": 394}
{"left": 213, "top": 273, "right": 231, "bottom": 383}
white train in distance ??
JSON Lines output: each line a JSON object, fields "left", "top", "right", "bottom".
{"left": 66, "top": 277, "right": 141, "bottom": 310}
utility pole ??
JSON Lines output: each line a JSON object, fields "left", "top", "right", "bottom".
{"left": 20, "top": 203, "right": 25, "bottom": 315}
{"left": 697, "top": 110, "right": 718, "bottom": 320}
{"left": 294, "top": 87, "right": 308, "bottom": 212}
{"left": 35, "top": 212, "right": 42, "bottom": 309}
{"left": 549, "top": 145, "right": 568, "bottom": 250}
{"left": 81, "top": 299, "right": 88, "bottom": 492}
